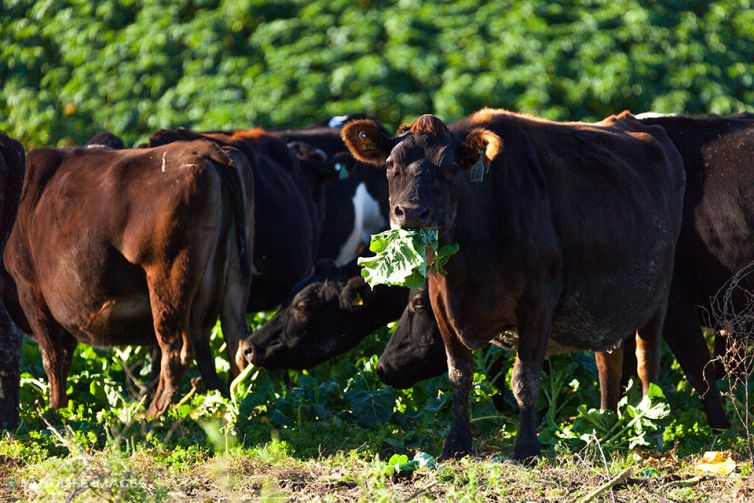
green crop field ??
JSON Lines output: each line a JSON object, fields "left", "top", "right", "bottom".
{"left": 2, "top": 1, "right": 754, "bottom": 501}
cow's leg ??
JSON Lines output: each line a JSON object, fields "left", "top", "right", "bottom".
{"left": 150, "top": 345, "right": 161, "bottom": 389}
{"left": 512, "top": 302, "right": 552, "bottom": 461}
{"left": 663, "top": 299, "right": 730, "bottom": 428}
{"left": 145, "top": 259, "right": 195, "bottom": 419}
{"left": 488, "top": 354, "right": 508, "bottom": 412}
{"left": 620, "top": 335, "right": 638, "bottom": 391}
{"left": 193, "top": 332, "right": 224, "bottom": 393}
{"left": 595, "top": 341, "right": 624, "bottom": 410}
{"left": 220, "top": 247, "right": 252, "bottom": 379}
{"left": 0, "top": 301, "right": 22, "bottom": 429}
{"left": 38, "top": 328, "right": 76, "bottom": 409}
{"left": 17, "top": 290, "right": 76, "bottom": 409}
{"left": 442, "top": 337, "right": 474, "bottom": 458}
{"left": 636, "top": 313, "right": 663, "bottom": 396}
{"left": 16, "top": 288, "right": 76, "bottom": 409}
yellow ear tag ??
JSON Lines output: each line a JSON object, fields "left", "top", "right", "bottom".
{"left": 469, "top": 149, "right": 487, "bottom": 183}
{"left": 359, "top": 130, "right": 376, "bottom": 151}
{"left": 353, "top": 291, "right": 364, "bottom": 306}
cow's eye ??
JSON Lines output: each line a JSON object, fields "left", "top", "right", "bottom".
{"left": 385, "top": 159, "right": 394, "bottom": 169}
{"left": 412, "top": 298, "right": 425, "bottom": 310}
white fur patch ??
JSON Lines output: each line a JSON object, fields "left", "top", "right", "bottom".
{"left": 635, "top": 112, "right": 678, "bottom": 119}
{"left": 328, "top": 115, "right": 349, "bottom": 128}
{"left": 335, "top": 183, "right": 385, "bottom": 265}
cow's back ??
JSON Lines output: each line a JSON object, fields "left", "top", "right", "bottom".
{"left": 7, "top": 141, "right": 241, "bottom": 345}
{"left": 640, "top": 115, "right": 754, "bottom": 301}
{"left": 451, "top": 112, "right": 685, "bottom": 351}
{"left": 546, "top": 114, "right": 684, "bottom": 348}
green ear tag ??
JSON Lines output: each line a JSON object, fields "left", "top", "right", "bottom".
{"left": 335, "top": 162, "right": 349, "bottom": 180}
{"left": 469, "top": 149, "right": 487, "bottom": 183}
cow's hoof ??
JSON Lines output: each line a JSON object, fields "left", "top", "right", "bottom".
{"left": 512, "top": 441, "right": 540, "bottom": 463}
{"left": 708, "top": 415, "right": 732, "bottom": 430}
{"left": 441, "top": 434, "right": 472, "bottom": 459}
{"left": 705, "top": 405, "right": 732, "bottom": 430}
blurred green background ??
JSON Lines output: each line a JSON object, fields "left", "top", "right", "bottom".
{"left": 2, "top": 0, "right": 754, "bottom": 147}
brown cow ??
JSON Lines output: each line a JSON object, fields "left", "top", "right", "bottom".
{"left": 343, "top": 109, "right": 685, "bottom": 460}
{"left": 4, "top": 140, "right": 254, "bottom": 418}
{"left": 0, "top": 132, "right": 25, "bottom": 430}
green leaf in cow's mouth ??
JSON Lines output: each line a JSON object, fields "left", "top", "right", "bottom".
{"left": 357, "top": 228, "right": 459, "bottom": 288}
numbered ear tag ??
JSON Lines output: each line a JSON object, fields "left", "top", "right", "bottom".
{"left": 359, "top": 130, "right": 376, "bottom": 151}
{"left": 469, "top": 149, "right": 487, "bottom": 183}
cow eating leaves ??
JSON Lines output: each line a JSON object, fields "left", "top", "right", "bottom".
{"left": 343, "top": 109, "right": 685, "bottom": 460}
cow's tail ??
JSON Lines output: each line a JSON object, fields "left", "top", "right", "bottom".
{"left": 207, "top": 145, "right": 253, "bottom": 281}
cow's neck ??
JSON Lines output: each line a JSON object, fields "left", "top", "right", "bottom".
{"left": 429, "top": 144, "right": 549, "bottom": 347}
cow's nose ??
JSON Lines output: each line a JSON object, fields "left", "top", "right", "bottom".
{"left": 241, "top": 339, "right": 256, "bottom": 364}
{"left": 393, "top": 205, "right": 431, "bottom": 228}
{"left": 376, "top": 361, "right": 386, "bottom": 381}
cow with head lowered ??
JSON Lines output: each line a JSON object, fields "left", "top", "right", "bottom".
{"left": 4, "top": 140, "right": 254, "bottom": 418}
{"left": 238, "top": 258, "right": 407, "bottom": 369}
{"left": 342, "top": 109, "right": 685, "bottom": 460}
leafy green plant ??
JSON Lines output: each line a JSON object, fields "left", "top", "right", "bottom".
{"left": 557, "top": 380, "right": 671, "bottom": 452}
{"left": 357, "top": 228, "right": 459, "bottom": 288}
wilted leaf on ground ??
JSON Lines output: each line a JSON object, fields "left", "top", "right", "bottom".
{"left": 695, "top": 451, "right": 736, "bottom": 476}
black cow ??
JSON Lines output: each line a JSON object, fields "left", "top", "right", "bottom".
{"left": 148, "top": 128, "right": 330, "bottom": 313}
{"left": 85, "top": 131, "right": 125, "bottom": 149}
{"left": 271, "top": 115, "right": 390, "bottom": 265}
{"left": 376, "top": 286, "right": 446, "bottom": 389}
{"left": 626, "top": 112, "right": 754, "bottom": 428}
{"left": 342, "top": 110, "right": 685, "bottom": 460}
{"left": 0, "top": 132, "right": 25, "bottom": 430}
{"left": 239, "top": 258, "right": 408, "bottom": 369}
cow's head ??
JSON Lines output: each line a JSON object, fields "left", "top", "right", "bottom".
{"left": 85, "top": 131, "right": 125, "bottom": 149}
{"left": 286, "top": 141, "right": 338, "bottom": 185}
{"left": 237, "top": 259, "right": 407, "bottom": 370}
{"left": 342, "top": 114, "right": 502, "bottom": 232}
{"left": 376, "top": 285, "right": 447, "bottom": 388}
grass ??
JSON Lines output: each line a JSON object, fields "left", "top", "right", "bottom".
{"left": 3, "top": 440, "right": 753, "bottom": 501}
{"left": 1, "top": 318, "right": 753, "bottom": 501}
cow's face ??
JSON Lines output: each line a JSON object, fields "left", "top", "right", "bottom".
{"left": 342, "top": 115, "right": 502, "bottom": 233}
{"left": 237, "top": 260, "right": 378, "bottom": 370}
{"left": 376, "top": 285, "right": 447, "bottom": 388}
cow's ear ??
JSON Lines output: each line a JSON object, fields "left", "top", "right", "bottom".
{"left": 340, "top": 277, "right": 373, "bottom": 311}
{"left": 341, "top": 120, "right": 392, "bottom": 166}
{"left": 287, "top": 141, "right": 336, "bottom": 184}
{"left": 458, "top": 128, "right": 503, "bottom": 169}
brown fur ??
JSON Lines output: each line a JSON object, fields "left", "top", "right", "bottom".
{"left": 409, "top": 114, "right": 449, "bottom": 136}
{"left": 341, "top": 120, "right": 392, "bottom": 165}
{"left": 462, "top": 128, "right": 503, "bottom": 166}
{"left": 207, "top": 128, "right": 269, "bottom": 142}
{"left": 343, "top": 108, "right": 686, "bottom": 461}
{"left": 4, "top": 141, "right": 255, "bottom": 418}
